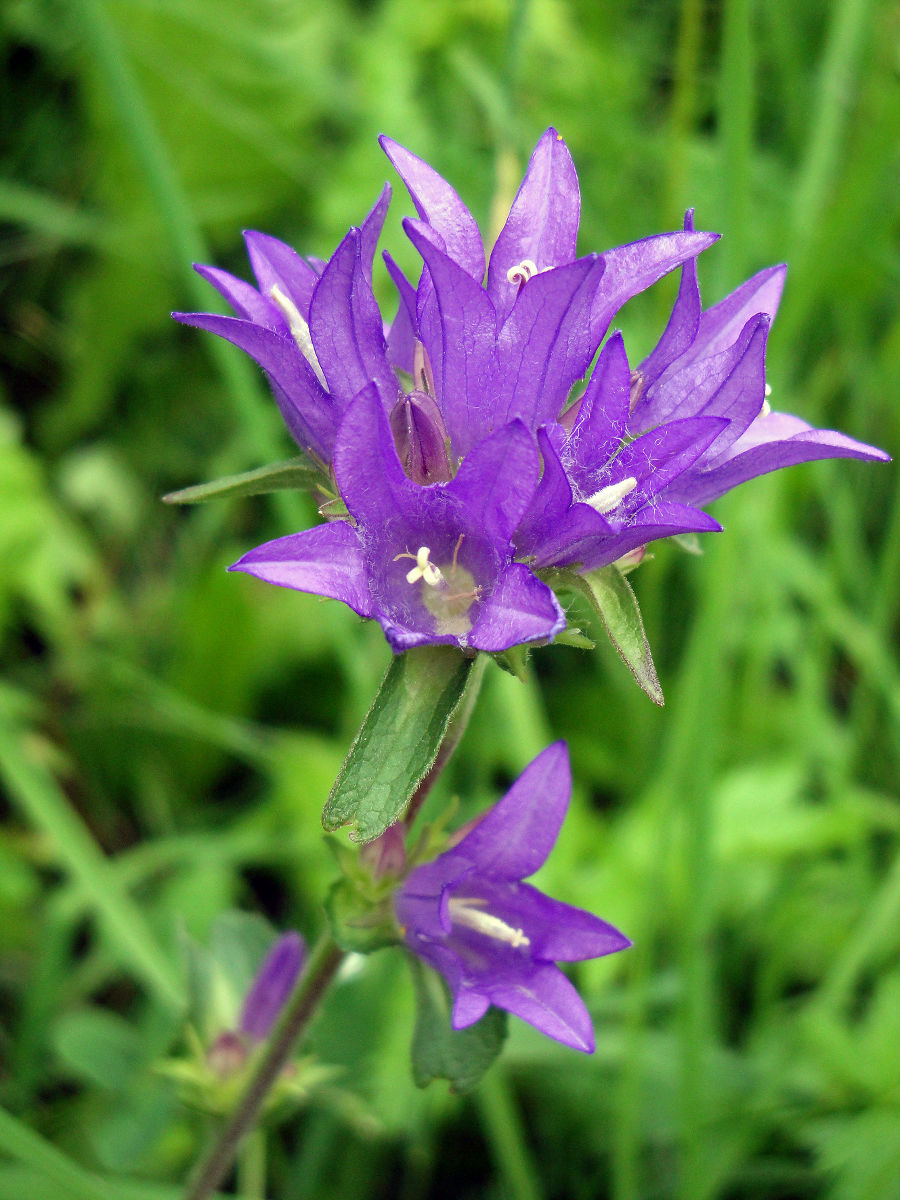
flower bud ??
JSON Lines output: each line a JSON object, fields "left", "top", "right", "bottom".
{"left": 206, "top": 1031, "right": 247, "bottom": 1079}
{"left": 359, "top": 823, "right": 406, "bottom": 880}
{"left": 390, "top": 391, "right": 453, "bottom": 484}
{"left": 238, "top": 931, "right": 306, "bottom": 1040}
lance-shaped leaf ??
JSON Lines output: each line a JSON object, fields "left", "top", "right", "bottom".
{"left": 162, "top": 457, "right": 323, "bottom": 505}
{"left": 408, "top": 957, "right": 508, "bottom": 1093}
{"left": 554, "top": 566, "right": 663, "bottom": 705}
{"left": 322, "top": 644, "right": 476, "bottom": 841}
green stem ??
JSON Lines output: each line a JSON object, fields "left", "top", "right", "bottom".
{"left": 236, "top": 1129, "right": 267, "bottom": 1200}
{"left": 183, "top": 934, "right": 344, "bottom": 1200}
{"left": 477, "top": 1068, "right": 544, "bottom": 1200}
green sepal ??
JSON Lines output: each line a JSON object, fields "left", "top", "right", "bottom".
{"left": 162, "top": 456, "right": 323, "bottom": 505}
{"left": 324, "top": 876, "right": 399, "bottom": 954}
{"left": 323, "top": 837, "right": 403, "bottom": 954}
{"left": 553, "top": 625, "right": 595, "bottom": 649}
{"left": 671, "top": 531, "right": 703, "bottom": 555}
{"left": 322, "top": 645, "right": 475, "bottom": 842}
{"left": 490, "top": 643, "right": 530, "bottom": 681}
{"left": 408, "top": 958, "right": 507, "bottom": 1093}
{"left": 543, "top": 566, "right": 663, "bottom": 705}
{"left": 157, "top": 1037, "right": 338, "bottom": 1119}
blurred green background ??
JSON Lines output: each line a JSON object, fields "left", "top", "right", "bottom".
{"left": 2, "top": 0, "right": 899, "bottom": 1197}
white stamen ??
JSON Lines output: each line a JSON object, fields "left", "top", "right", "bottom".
{"left": 448, "top": 898, "right": 530, "bottom": 948}
{"left": 401, "top": 546, "right": 444, "bottom": 587}
{"left": 506, "top": 259, "right": 539, "bottom": 287}
{"left": 586, "top": 476, "right": 638, "bottom": 515}
{"left": 269, "top": 284, "right": 328, "bottom": 388}
{"left": 760, "top": 382, "right": 772, "bottom": 418}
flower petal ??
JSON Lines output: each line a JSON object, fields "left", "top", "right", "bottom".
{"left": 228, "top": 521, "right": 373, "bottom": 617}
{"left": 193, "top": 263, "right": 286, "bottom": 330}
{"left": 244, "top": 230, "right": 319, "bottom": 319}
{"left": 171, "top": 312, "right": 336, "bottom": 460}
{"left": 564, "top": 332, "right": 631, "bottom": 485}
{"left": 472, "top": 879, "right": 631, "bottom": 963}
{"left": 453, "top": 742, "right": 571, "bottom": 879}
{"left": 403, "top": 219, "right": 498, "bottom": 456}
{"left": 468, "top": 563, "right": 565, "bottom": 652}
{"left": 448, "top": 420, "right": 539, "bottom": 540}
{"left": 483, "top": 961, "right": 596, "bottom": 1052}
{"left": 486, "top": 128, "right": 581, "bottom": 321}
{"left": 492, "top": 256, "right": 606, "bottom": 430}
{"left": 516, "top": 427, "right": 612, "bottom": 565}
{"left": 383, "top": 250, "right": 418, "bottom": 372}
{"left": 672, "top": 413, "right": 891, "bottom": 506}
{"left": 451, "top": 988, "right": 491, "bottom": 1029}
{"left": 309, "top": 228, "right": 397, "bottom": 410}
{"left": 693, "top": 263, "right": 786, "bottom": 362}
{"left": 638, "top": 210, "right": 702, "bottom": 389}
{"left": 333, "top": 385, "right": 412, "bottom": 524}
{"left": 591, "top": 230, "right": 719, "bottom": 343}
{"left": 380, "top": 135, "right": 485, "bottom": 282}
{"left": 568, "top": 502, "right": 723, "bottom": 571}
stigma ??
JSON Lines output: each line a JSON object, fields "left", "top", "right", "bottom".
{"left": 448, "top": 897, "right": 530, "bottom": 949}
{"left": 396, "top": 546, "right": 444, "bottom": 587}
{"left": 268, "top": 284, "right": 327, "bottom": 388}
{"left": 586, "top": 476, "right": 638, "bottom": 515}
{"left": 506, "top": 259, "right": 539, "bottom": 287}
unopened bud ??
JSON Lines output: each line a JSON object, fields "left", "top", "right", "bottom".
{"left": 360, "top": 823, "right": 407, "bottom": 880}
{"left": 207, "top": 1031, "right": 247, "bottom": 1079}
{"left": 238, "top": 931, "right": 306, "bottom": 1040}
{"left": 390, "top": 391, "right": 453, "bottom": 484}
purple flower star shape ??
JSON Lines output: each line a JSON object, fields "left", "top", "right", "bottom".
{"left": 173, "top": 187, "right": 398, "bottom": 465}
{"left": 229, "top": 386, "right": 565, "bottom": 652}
{"left": 395, "top": 742, "right": 631, "bottom": 1052}
{"left": 514, "top": 211, "right": 889, "bottom": 572}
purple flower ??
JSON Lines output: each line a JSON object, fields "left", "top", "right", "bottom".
{"left": 515, "top": 212, "right": 889, "bottom": 571}
{"left": 238, "top": 931, "right": 306, "bottom": 1040}
{"left": 395, "top": 743, "right": 631, "bottom": 1052}
{"left": 174, "top": 189, "right": 398, "bottom": 465}
{"left": 230, "top": 386, "right": 565, "bottom": 652}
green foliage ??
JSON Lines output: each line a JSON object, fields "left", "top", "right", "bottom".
{"left": 2, "top": 0, "right": 899, "bottom": 1196}
{"left": 409, "top": 958, "right": 508, "bottom": 1094}
{"left": 323, "top": 645, "right": 475, "bottom": 842}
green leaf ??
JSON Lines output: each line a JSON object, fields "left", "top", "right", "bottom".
{"left": 564, "top": 566, "right": 663, "bottom": 705}
{"left": 408, "top": 958, "right": 507, "bottom": 1093}
{"left": 52, "top": 1008, "right": 141, "bottom": 1093}
{"left": 162, "top": 457, "right": 322, "bottom": 505}
{"left": 322, "top": 645, "right": 475, "bottom": 842}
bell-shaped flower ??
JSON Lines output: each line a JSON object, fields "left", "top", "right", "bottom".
{"left": 395, "top": 742, "right": 630, "bottom": 1052}
{"left": 515, "top": 211, "right": 888, "bottom": 572}
{"left": 229, "top": 387, "right": 565, "bottom": 653}
{"left": 173, "top": 188, "right": 398, "bottom": 466}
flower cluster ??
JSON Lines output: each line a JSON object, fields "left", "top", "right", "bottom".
{"left": 175, "top": 131, "right": 886, "bottom": 654}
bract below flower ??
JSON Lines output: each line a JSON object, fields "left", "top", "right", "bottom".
{"left": 395, "top": 742, "right": 631, "bottom": 1052}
